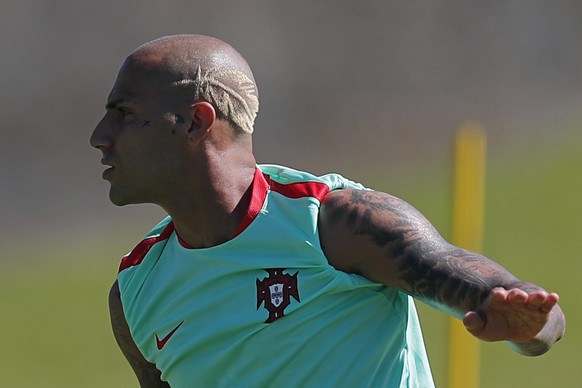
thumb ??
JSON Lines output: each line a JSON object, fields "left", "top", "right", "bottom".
{"left": 463, "top": 311, "right": 486, "bottom": 337}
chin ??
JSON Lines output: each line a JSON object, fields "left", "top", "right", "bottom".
{"left": 108, "top": 188, "right": 134, "bottom": 207}
{"left": 109, "top": 194, "right": 130, "bottom": 207}
{"left": 109, "top": 188, "right": 151, "bottom": 207}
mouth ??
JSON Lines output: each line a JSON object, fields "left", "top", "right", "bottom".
{"left": 102, "top": 166, "right": 115, "bottom": 181}
{"left": 101, "top": 159, "right": 115, "bottom": 180}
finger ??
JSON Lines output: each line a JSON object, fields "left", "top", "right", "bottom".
{"left": 524, "top": 292, "right": 548, "bottom": 309}
{"left": 539, "top": 292, "right": 559, "bottom": 313}
{"left": 489, "top": 287, "right": 509, "bottom": 305}
{"left": 463, "top": 311, "right": 485, "bottom": 335}
{"left": 507, "top": 288, "right": 528, "bottom": 304}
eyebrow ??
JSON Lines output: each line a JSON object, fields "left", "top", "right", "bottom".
{"left": 105, "top": 98, "right": 132, "bottom": 110}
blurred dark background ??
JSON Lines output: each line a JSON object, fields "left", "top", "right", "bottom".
{"left": 1, "top": 1, "right": 581, "bottom": 252}
{"left": 1, "top": 2, "right": 581, "bottom": 386}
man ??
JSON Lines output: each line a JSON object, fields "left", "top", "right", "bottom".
{"left": 90, "top": 34, "right": 565, "bottom": 387}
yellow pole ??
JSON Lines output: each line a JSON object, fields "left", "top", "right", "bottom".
{"left": 447, "top": 122, "right": 487, "bottom": 388}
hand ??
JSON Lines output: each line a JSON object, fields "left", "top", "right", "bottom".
{"left": 462, "top": 287, "right": 559, "bottom": 344}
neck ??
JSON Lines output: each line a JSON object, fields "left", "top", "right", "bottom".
{"left": 163, "top": 146, "right": 257, "bottom": 248}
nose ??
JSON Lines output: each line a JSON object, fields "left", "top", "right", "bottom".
{"left": 90, "top": 115, "right": 113, "bottom": 150}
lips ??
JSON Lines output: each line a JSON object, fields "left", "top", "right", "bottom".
{"left": 102, "top": 166, "right": 115, "bottom": 180}
{"left": 100, "top": 159, "right": 116, "bottom": 180}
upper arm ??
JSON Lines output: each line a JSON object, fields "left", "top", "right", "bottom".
{"left": 318, "top": 189, "right": 520, "bottom": 317}
{"left": 109, "top": 281, "right": 170, "bottom": 388}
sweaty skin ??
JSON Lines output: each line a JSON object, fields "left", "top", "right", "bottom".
{"left": 92, "top": 35, "right": 565, "bottom": 386}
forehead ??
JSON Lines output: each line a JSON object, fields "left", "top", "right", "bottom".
{"left": 106, "top": 58, "right": 178, "bottom": 107}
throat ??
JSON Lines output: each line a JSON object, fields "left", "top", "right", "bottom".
{"left": 170, "top": 171, "right": 257, "bottom": 249}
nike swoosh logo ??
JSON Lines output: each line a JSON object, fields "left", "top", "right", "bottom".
{"left": 155, "top": 321, "right": 184, "bottom": 350}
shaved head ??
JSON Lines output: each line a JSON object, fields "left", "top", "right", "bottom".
{"left": 124, "top": 34, "right": 259, "bottom": 133}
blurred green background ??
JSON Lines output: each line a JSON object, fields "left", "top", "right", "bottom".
{"left": 1, "top": 2, "right": 580, "bottom": 387}
{"left": 2, "top": 128, "right": 579, "bottom": 387}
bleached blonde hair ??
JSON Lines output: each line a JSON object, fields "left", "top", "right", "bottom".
{"left": 172, "top": 65, "right": 259, "bottom": 134}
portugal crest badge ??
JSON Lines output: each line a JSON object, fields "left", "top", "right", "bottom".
{"left": 256, "top": 268, "right": 300, "bottom": 323}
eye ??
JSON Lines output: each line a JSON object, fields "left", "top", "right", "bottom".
{"left": 117, "top": 108, "right": 134, "bottom": 120}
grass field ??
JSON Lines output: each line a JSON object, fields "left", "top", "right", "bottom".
{"left": 1, "top": 128, "right": 580, "bottom": 387}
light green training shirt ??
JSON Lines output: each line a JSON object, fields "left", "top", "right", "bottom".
{"left": 117, "top": 164, "right": 435, "bottom": 387}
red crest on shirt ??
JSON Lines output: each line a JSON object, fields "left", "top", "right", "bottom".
{"left": 256, "top": 268, "right": 300, "bottom": 323}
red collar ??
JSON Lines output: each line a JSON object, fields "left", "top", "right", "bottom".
{"left": 233, "top": 168, "right": 269, "bottom": 237}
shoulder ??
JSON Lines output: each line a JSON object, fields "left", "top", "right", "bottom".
{"left": 118, "top": 217, "right": 174, "bottom": 273}
{"left": 145, "top": 216, "right": 174, "bottom": 238}
{"left": 318, "top": 188, "right": 444, "bottom": 279}
{"left": 259, "top": 164, "right": 366, "bottom": 192}
{"left": 319, "top": 188, "right": 428, "bottom": 227}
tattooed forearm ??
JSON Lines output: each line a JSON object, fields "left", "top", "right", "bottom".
{"left": 321, "top": 188, "right": 565, "bottom": 353}
{"left": 333, "top": 190, "right": 522, "bottom": 315}
{"left": 397, "top": 246, "right": 496, "bottom": 316}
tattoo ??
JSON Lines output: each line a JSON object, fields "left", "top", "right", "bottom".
{"left": 175, "top": 114, "right": 185, "bottom": 124}
{"left": 142, "top": 120, "right": 151, "bottom": 127}
{"left": 332, "top": 190, "right": 518, "bottom": 313}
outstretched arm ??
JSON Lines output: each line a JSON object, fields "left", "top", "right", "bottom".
{"left": 109, "top": 281, "right": 170, "bottom": 387}
{"left": 318, "top": 189, "right": 565, "bottom": 356}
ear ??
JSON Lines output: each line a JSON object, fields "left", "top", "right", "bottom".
{"left": 186, "top": 101, "right": 216, "bottom": 144}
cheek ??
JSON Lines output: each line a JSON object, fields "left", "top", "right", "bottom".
{"left": 116, "top": 120, "right": 182, "bottom": 171}
{"left": 130, "top": 141, "right": 182, "bottom": 178}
